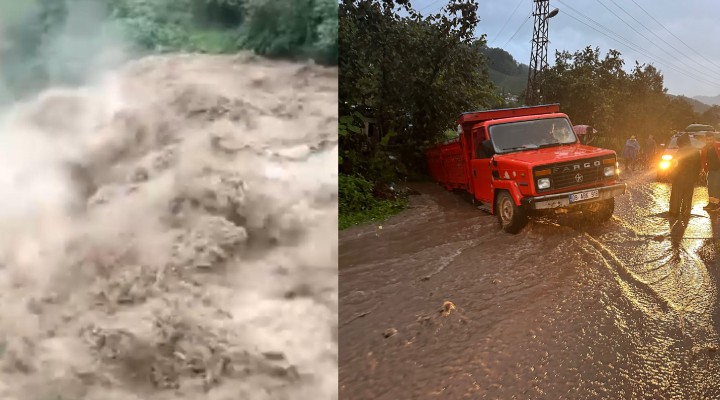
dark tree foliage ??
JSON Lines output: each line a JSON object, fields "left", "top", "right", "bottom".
{"left": 541, "top": 46, "right": 701, "bottom": 149}
{"left": 340, "top": 0, "right": 497, "bottom": 178}
{"left": 481, "top": 46, "right": 527, "bottom": 76}
{"left": 338, "top": 0, "right": 501, "bottom": 228}
{"left": 240, "top": 0, "right": 338, "bottom": 64}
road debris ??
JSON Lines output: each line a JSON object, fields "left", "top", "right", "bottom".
{"left": 441, "top": 301, "right": 456, "bottom": 316}
{"left": 383, "top": 328, "right": 398, "bottom": 338}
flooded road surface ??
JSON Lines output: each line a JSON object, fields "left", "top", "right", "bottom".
{"left": 339, "top": 172, "right": 720, "bottom": 399}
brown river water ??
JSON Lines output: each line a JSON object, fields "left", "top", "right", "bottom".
{"left": 340, "top": 170, "right": 720, "bottom": 399}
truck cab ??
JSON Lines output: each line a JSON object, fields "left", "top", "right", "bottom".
{"left": 427, "top": 104, "right": 626, "bottom": 233}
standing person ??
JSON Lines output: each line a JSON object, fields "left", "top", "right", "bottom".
{"left": 669, "top": 133, "right": 702, "bottom": 218}
{"left": 622, "top": 136, "right": 641, "bottom": 172}
{"left": 703, "top": 134, "right": 720, "bottom": 211}
{"left": 644, "top": 134, "right": 657, "bottom": 169}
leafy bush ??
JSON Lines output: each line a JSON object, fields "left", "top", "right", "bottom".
{"left": 339, "top": 174, "right": 377, "bottom": 215}
{"left": 339, "top": 174, "right": 408, "bottom": 230}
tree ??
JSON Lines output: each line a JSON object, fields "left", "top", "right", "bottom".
{"left": 542, "top": 46, "right": 698, "bottom": 150}
{"left": 238, "top": 0, "right": 337, "bottom": 62}
{"left": 339, "top": 0, "right": 497, "bottom": 177}
{"left": 700, "top": 105, "right": 720, "bottom": 128}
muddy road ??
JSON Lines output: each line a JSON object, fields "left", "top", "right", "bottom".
{"left": 339, "top": 172, "right": 720, "bottom": 399}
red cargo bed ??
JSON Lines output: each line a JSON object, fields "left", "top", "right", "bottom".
{"left": 426, "top": 140, "right": 469, "bottom": 190}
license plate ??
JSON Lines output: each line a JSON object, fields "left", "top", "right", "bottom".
{"left": 569, "top": 190, "right": 599, "bottom": 203}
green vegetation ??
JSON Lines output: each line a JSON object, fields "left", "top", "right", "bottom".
{"left": 539, "top": 46, "right": 720, "bottom": 150}
{"left": 339, "top": 174, "right": 407, "bottom": 230}
{"left": 481, "top": 46, "right": 529, "bottom": 97}
{"left": 0, "top": 0, "right": 338, "bottom": 100}
{"left": 339, "top": 0, "right": 499, "bottom": 229}
{"left": 338, "top": 111, "right": 409, "bottom": 229}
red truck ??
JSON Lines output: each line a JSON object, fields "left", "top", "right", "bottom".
{"left": 426, "top": 104, "right": 626, "bottom": 233}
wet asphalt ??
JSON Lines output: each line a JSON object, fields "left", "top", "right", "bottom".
{"left": 339, "top": 170, "right": 720, "bottom": 399}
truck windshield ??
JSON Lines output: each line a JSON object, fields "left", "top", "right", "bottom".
{"left": 488, "top": 117, "right": 577, "bottom": 154}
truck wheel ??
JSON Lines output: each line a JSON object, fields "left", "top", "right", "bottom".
{"left": 585, "top": 198, "right": 614, "bottom": 223}
{"left": 495, "top": 191, "right": 528, "bottom": 234}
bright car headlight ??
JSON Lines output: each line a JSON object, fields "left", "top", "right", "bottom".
{"left": 604, "top": 166, "right": 614, "bottom": 177}
{"left": 662, "top": 154, "right": 673, "bottom": 161}
{"left": 660, "top": 160, "right": 671, "bottom": 170}
{"left": 537, "top": 178, "right": 551, "bottom": 189}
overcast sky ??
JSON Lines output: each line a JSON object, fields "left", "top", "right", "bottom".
{"left": 410, "top": 0, "right": 720, "bottom": 98}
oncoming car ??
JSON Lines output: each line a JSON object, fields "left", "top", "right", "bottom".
{"left": 685, "top": 124, "right": 716, "bottom": 133}
{"left": 657, "top": 132, "right": 718, "bottom": 181}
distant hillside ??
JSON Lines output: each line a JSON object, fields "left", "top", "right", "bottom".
{"left": 669, "top": 94, "right": 711, "bottom": 113}
{"left": 481, "top": 46, "right": 528, "bottom": 95}
{"left": 694, "top": 94, "right": 720, "bottom": 106}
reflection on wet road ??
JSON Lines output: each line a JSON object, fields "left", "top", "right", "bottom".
{"left": 340, "top": 172, "right": 720, "bottom": 399}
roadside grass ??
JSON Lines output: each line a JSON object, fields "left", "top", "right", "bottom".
{"left": 339, "top": 198, "right": 408, "bottom": 230}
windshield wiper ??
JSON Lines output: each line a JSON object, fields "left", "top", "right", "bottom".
{"left": 536, "top": 143, "right": 563, "bottom": 149}
{"left": 503, "top": 144, "right": 539, "bottom": 152}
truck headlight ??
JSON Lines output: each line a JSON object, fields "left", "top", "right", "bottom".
{"left": 659, "top": 160, "right": 671, "bottom": 170}
{"left": 604, "top": 166, "right": 614, "bottom": 177}
{"left": 662, "top": 154, "right": 673, "bottom": 161}
{"left": 537, "top": 178, "right": 551, "bottom": 189}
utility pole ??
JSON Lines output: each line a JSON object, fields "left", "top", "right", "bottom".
{"left": 525, "top": 1, "right": 558, "bottom": 105}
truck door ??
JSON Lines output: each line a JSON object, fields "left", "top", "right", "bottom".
{"left": 470, "top": 127, "right": 494, "bottom": 203}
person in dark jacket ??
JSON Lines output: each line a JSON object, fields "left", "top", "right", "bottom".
{"left": 703, "top": 134, "right": 720, "bottom": 211}
{"left": 644, "top": 134, "right": 657, "bottom": 169}
{"left": 669, "top": 133, "right": 702, "bottom": 218}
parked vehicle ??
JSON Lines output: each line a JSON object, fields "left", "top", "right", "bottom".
{"left": 572, "top": 125, "right": 597, "bottom": 145}
{"left": 426, "top": 104, "right": 626, "bottom": 233}
{"left": 656, "top": 125, "right": 719, "bottom": 181}
{"left": 685, "top": 124, "right": 717, "bottom": 133}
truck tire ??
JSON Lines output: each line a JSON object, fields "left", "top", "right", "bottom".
{"left": 585, "top": 198, "right": 614, "bottom": 223}
{"left": 495, "top": 191, "right": 528, "bottom": 234}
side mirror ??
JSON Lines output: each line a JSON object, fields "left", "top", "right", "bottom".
{"left": 482, "top": 139, "right": 495, "bottom": 157}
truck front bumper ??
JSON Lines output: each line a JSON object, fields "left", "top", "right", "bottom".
{"left": 521, "top": 183, "right": 627, "bottom": 210}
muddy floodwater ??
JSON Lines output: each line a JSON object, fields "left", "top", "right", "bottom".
{"left": 339, "top": 172, "right": 720, "bottom": 399}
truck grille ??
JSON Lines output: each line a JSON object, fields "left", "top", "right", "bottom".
{"left": 534, "top": 156, "right": 612, "bottom": 192}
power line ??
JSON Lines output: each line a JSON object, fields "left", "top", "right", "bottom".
{"left": 488, "top": 0, "right": 524, "bottom": 47}
{"left": 558, "top": 7, "right": 656, "bottom": 62}
{"left": 593, "top": 0, "right": 720, "bottom": 83}
{"left": 628, "top": 0, "right": 720, "bottom": 71}
{"left": 417, "top": 0, "right": 445, "bottom": 13}
{"left": 604, "top": 0, "right": 720, "bottom": 82}
{"left": 562, "top": 10, "right": 720, "bottom": 88}
{"left": 608, "top": 0, "right": 694, "bottom": 61}
{"left": 501, "top": 12, "right": 532, "bottom": 49}
{"left": 555, "top": 0, "right": 720, "bottom": 88}
{"left": 557, "top": 0, "right": 643, "bottom": 53}
{"left": 555, "top": 3, "right": 720, "bottom": 90}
